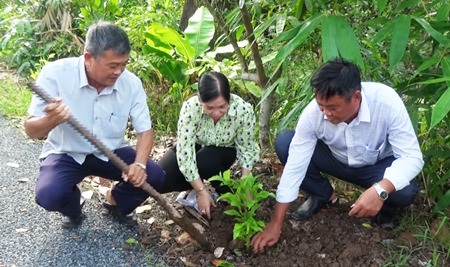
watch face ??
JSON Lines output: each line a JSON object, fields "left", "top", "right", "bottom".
{"left": 380, "top": 191, "right": 388, "bottom": 200}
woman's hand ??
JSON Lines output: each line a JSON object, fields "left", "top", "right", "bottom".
{"left": 197, "top": 189, "right": 217, "bottom": 219}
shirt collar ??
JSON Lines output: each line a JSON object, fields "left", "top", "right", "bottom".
{"left": 78, "top": 56, "right": 89, "bottom": 89}
{"left": 356, "top": 88, "right": 370, "bottom": 123}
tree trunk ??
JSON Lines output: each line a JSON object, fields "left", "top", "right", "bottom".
{"left": 239, "top": 2, "right": 274, "bottom": 151}
{"left": 179, "top": 0, "right": 198, "bottom": 31}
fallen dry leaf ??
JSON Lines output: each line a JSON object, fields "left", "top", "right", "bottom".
{"left": 16, "top": 178, "right": 30, "bottom": 183}
{"left": 164, "top": 219, "right": 175, "bottom": 225}
{"left": 212, "top": 259, "right": 227, "bottom": 266}
{"left": 135, "top": 204, "right": 152, "bottom": 214}
{"left": 97, "top": 186, "right": 110, "bottom": 196}
{"left": 81, "top": 190, "right": 94, "bottom": 200}
{"left": 180, "top": 257, "right": 197, "bottom": 267}
{"left": 160, "top": 229, "right": 171, "bottom": 243}
{"left": 214, "top": 247, "right": 224, "bottom": 258}
{"left": 176, "top": 232, "right": 193, "bottom": 245}
{"left": 146, "top": 217, "right": 155, "bottom": 225}
{"left": 7, "top": 162, "right": 19, "bottom": 168}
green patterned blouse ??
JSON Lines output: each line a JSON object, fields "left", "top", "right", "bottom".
{"left": 176, "top": 94, "right": 260, "bottom": 181}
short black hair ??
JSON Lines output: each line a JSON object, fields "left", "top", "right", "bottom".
{"left": 84, "top": 21, "right": 131, "bottom": 59}
{"left": 198, "top": 72, "right": 231, "bottom": 103}
{"left": 310, "top": 58, "right": 361, "bottom": 100}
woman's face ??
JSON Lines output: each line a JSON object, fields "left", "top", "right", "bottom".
{"left": 201, "top": 96, "right": 229, "bottom": 122}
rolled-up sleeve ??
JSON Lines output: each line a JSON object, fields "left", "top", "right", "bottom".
{"left": 130, "top": 81, "right": 152, "bottom": 133}
{"left": 383, "top": 101, "right": 424, "bottom": 190}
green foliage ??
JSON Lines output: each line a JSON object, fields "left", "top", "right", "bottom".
{"left": 0, "top": 4, "right": 41, "bottom": 75}
{"left": 0, "top": 76, "right": 32, "bottom": 117}
{"left": 209, "top": 170, "right": 275, "bottom": 249}
{"left": 142, "top": 6, "right": 215, "bottom": 86}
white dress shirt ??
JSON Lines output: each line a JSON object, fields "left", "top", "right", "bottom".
{"left": 276, "top": 82, "right": 424, "bottom": 203}
{"left": 28, "top": 56, "right": 151, "bottom": 164}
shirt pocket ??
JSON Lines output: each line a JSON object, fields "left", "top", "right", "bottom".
{"left": 363, "top": 140, "right": 386, "bottom": 165}
{"left": 108, "top": 114, "right": 128, "bottom": 138}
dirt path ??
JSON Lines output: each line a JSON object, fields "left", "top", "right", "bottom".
{"left": 0, "top": 116, "right": 166, "bottom": 267}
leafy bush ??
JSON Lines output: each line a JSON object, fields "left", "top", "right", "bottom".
{"left": 209, "top": 170, "right": 275, "bottom": 249}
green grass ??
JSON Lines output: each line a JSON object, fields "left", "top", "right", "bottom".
{"left": 382, "top": 212, "right": 450, "bottom": 267}
{"left": 0, "top": 74, "right": 32, "bottom": 118}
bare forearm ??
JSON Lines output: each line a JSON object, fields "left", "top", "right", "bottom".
{"left": 134, "top": 129, "right": 154, "bottom": 164}
{"left": 24, "top": 115, "right": 60, "bottom": 139}
{"left": 271, "top": 202, "right": 290, "bottom": 229}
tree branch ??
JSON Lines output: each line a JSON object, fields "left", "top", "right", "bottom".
{"left": 199, "top": 0, "right": 248, "bottom": 72}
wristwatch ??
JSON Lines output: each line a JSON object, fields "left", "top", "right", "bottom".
{"left": 373, "top": 183, "right": 389, "bottom": 201}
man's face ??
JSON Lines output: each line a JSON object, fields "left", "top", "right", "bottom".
{"left": 84, "top": 49, "right": 129, "bottom": 88}
{"left": 315, "top": 91, "right": 361, "bottom": 124}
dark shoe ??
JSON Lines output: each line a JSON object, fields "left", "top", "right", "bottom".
{"left": 102, "top": 202, "right": 137, "bottom": 227}
{"left": 292, "top": 194, "right": 334, "bottom": 221}
{"left": 375, "top": 211, "right": 395, "bottom": 231}
{"left": 62, "top": 196, "right": 86, "bottom": 229}
{"left": 62, "top": 213, "right": 85, "bottom": 229}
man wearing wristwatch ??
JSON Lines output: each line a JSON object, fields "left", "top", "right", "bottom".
{"left": 252, "top": 58, "right": 424, "bottom": 253}
{"left": 25, "top": 22, "right": 166, "bottom": 229}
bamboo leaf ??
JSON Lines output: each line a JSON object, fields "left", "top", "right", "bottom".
{"left": 321, "top": 15, "right": 339, "bottom": 62}
{"left": 373, "top": 19, "right": 395, "bottom": 43}
{"left": 377, "top": 0, "right": 388, "bottom": 13}
{"left": 436, "top": 3, "right": 450, "bottom": 22}
{"left": 442, "top": 57, "right": 450, "bottom": 87}
{"left": 274, "top": 14, "right": 324, "bottom": 63}
{"left": 389, "top": 15, "right": 410, "bottom": 71}
{"left": 184, "top": 6, "right": 215, "bottom": 59}
{"left": 414, "top": 77, "right": 450, "bottom": 85}
{"left": 334, "top": 16, "right": 365, "bottom": 71}
{"left": 413, "top": 56, "right": 441, "bottom": 77}
{"left": 413, "top": 17, "right": 450, "bottom": 47}
{"left": 394, "top": 0, "right": 419, "bottom": 13}
{"left": 430, "top": 87, "right": 450, "bottom": 130}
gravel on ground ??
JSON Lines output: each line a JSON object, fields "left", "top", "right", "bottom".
{"left": 0, "top": 116, "right": 166, "bottom": 267}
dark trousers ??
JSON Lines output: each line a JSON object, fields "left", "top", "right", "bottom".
{"left": 275, "top": 130, "right": 419, "bottom": 214}
{"left": 157, "top": 145, "right": 236, "bottom": 194}
{"left": 35, "top": 146, "right": 165, "bottom": 217}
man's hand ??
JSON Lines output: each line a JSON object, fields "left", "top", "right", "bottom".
{"left": 348, "top": 187, "right": 383, "bottom": 217}
{"left": 25, "top": 97, "right": 71, "bottom": 139}
{"left": 251, "top": 202, "right": 289, "bottom": 253}
{"left": 43, "top": 98, "right": 70, "bottom": 125}
{"left": 196, "top": 189, "right": 217, "bottom": 219}
{"left": 251, "top": 221, "right": 282, "bottom": 253}
{"left": 123, "top": 163, "right": 147, "bottom": 187}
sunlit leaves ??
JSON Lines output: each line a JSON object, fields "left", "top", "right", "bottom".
{"left": 184, "top": 6, "right": 215, "bottom": 59}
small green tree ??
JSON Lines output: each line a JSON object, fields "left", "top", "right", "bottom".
{"left": 209, "top": 170, "right": 275, "bottom": 249}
